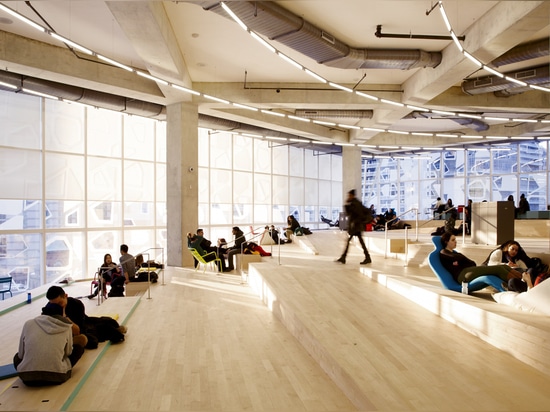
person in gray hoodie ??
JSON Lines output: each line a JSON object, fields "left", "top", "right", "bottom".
{"left": 13, "top": 302, "right": 85, "bottom": 386}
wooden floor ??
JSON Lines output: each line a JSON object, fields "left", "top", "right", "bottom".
{"left": 1, "top": 230, "right": 550, "bottom": 411}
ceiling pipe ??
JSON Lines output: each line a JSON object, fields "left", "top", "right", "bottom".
{"left": 491, "top": 38, "right": 549, "bottom": 67}
{"left": 198, "top": 1, "right": 441, "bottom": 70}
{"left": 374, "top": 25, "right": 465, "bottom": 41}
{"left": 295, "top": 109, "right": 373, "bottom": 119}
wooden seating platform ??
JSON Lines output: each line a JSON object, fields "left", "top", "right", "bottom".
{"left": 247, "top": 230, "right": 550, "bottom": 410}
{"left": 0, "top": 286, "right": 141, "bottom": 411}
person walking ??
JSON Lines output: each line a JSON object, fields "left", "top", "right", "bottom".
{"left": 336, "top": 189, "right": 373, "bottom": 265}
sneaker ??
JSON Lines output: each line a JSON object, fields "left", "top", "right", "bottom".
{"left": 335, "top": 256, "right": 346, "bottom": 264}
{"left": 360, "top": 256, "right": 372, "bottom": 265}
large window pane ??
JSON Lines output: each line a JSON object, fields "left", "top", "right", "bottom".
{"left": 304, "top": 150, "right": 318, "bottom": 178}
{"left": 272, "top": 145, "right": 288, "bottom": 175}
{"left": 254, "top": 139, "right": 271, "bottom": 173}
{"left": 233, "top": 171, "right": 253, "bottom": 203}
{"left": 45, "top": 153, "right": 85, "bottom": 200}
{"left": 0, "top": 148, "right": 41, "bottom": 199}
{"left": 493, "top": 144, "right": 517, "bottom": 174}
{"left": 210, "top": 133, "right": 232, "bottom": 169}
{"left": 519, "top": 142, "right": 546, "bottom": 173}
{"left": 210, "top": 169, "right": 232, "bottom": 203}
{"left": 124, "top": 116, "right": 155, "bottom": 161}
{"left": 289, "top": 147, "right": 304, "bottom": 177}
{"left": 46, "top": 232, "right": 84, "bottom": 283}
{"left": 254, "top": 173, "right": 271, "bottom": 204}
{"left": 88, "top": 157, "right": 122, "bottom": 201}
{"left": 87, "top": 108, "right": 122, "bottom": 157}
{"left": 45, "top": 99, "right": 85, "bottom": 154}
{"left": 123, "top": 161, "right": 154, "bottom": 201}
{"left": 87, "top": 201, "right": 122, "bottom": 228}
{"left": 233, "top": 135, "right": 253, "bottom": 171}
{"left": 45, "top": 200, "right": 85, "bottom": 229}
{"left": 0, "top": 200, "right": 42, "bottom": 230}
{"left": 87, "top": 230, "right": 122, "bottom": 274}
{"left": 0, "top": 233, "right": 41, "bottom": 293}
{"left": 0, "top": 93, "right": 41, "bottom": 150}
{"left": 124, "top": 202, "right": 155, "bottom": 226}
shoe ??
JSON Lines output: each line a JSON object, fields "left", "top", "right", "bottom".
{"left": 117, "top": 325, "right": 128, "bottom": 334}
{"left": 223, "top": 268, "right": 233, "bottom": 273}
{"left": 360, "top": 256, "right": 372, "bottom": 265}
{"left": 335, "top": 256, "right": 346, "bottom": 264}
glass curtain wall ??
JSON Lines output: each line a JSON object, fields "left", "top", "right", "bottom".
{"left": 197, "top": 129, "right": 343, "bottom": 242}
{"left": 0, "top": 91, "right": 166, "bottom": 295}
{"left": 362, "top": 141, "right": 549, "bottom": 219}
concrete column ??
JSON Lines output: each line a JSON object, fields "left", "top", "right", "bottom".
{"left": 166, "top": 102, "right": 198, "bottom": 267}
{"left": 342, "top": 145, "right": 363, "bottom": 198}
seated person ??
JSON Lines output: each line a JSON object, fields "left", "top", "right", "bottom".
{"left": 13, "top": 300, "right": 86, "bottom": 386}
{"left": 484, "top": 240, "right": 534, "bottom": 292}
{"left": 285, "top": 215, "right": 301, "bottom": 240}
{"left": 89, "top": 253, "right": 120, "bottom": 299}
{"left": 244, "top": 242, "right": 271, "bottom": 257}
{"left": 223, "top": 226, "right": 246, "bottom": 272}
{"left": 109, "top": 244, "right": 136, "bottom": 295}
{"left": 439, "top": 232, "right": 523, "bottom": 284}
{"left": 188, "top": 232, "right": 224, "bottom": 271}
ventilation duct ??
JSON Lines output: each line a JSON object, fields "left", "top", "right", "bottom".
{"left": 491, "top": 38, "right": 550, "bottom": 67}
{"left": 0, "top": 69, "right": 340, "bottom": 150}
{"left": 406, "top": 111, "right": 489, "bottom": 132}
{"left": 295, "top": 109, "right": 373, "bottom": 119}
{"left": 0, "top": 69, "right": 166, "bottom": 119}
{"left": 199, "top": 1, "right": 441, "bottom": 70}
{"left": 462, "top": 65, "right": 549, "bottom": 95}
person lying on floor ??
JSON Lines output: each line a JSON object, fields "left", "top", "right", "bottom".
{"left": 439, "top": 232, "right": 523, "bottom": 285}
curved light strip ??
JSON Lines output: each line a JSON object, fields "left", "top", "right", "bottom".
{"left": 1, "top": 1, "right": 548, "bottom": 152}
{"left": 438, "top": 2, "right": 550, "bottom": 93}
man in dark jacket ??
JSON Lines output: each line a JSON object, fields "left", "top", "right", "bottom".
{"left": 336, "top": 189, "right": 373, "bottom": 265}
{"left": 224, "top": 226, "right": 246, "bottom": 272}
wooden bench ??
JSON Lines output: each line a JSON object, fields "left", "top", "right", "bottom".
{"left": 0, "top": 295, "right": 141, "bottom": 410}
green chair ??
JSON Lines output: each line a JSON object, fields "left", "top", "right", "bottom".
{"left": 188, "top": 248, "right": 221, "bottom": 273}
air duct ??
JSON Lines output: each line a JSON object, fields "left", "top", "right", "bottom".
{"left": 491, "top": 38, "right": 549, "bottom": 67}
{"left": 199, "top": 1, "right": 441, "bottom": 70}
{"left": 462, "top": 65, "right": 549, "bottom": 95}
{"left": 0, "top": 69, "right": 166, "bottom": 119}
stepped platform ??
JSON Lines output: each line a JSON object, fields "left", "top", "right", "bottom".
{"left": 248, "top": 230, "right": 550, "bottom": 410}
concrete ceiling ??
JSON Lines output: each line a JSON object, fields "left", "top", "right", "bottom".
{"left": 0, "top": 0, "right": 549, "bottom": 155}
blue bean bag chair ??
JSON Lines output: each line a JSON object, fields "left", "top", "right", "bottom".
{"left": 428, "top": 236, "right": 506, "bottom": 294}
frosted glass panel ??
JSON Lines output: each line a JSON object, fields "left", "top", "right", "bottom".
{"left": 289, "top": 177, "right": 304, "bottom": 204}
{"left": 45, "top": 200, "right": 85, "bottom": 229}
{"left": 156, "top": 163, "right": 166, "bottom": 202}
{"left": 332, "top": 181, "right": 343, "bottom": 205}
{"left": 87, "top": 201, "right": 122, "bottom": 228}
{"left": 88, "top": 157, "right": 122, "bottom": 201}
{"left": 210, "top": 133, "right": 232, "bottom": 169}
{"left": 124, "top": 202, "right": 155, "bottom": 226}
{"left": 304, "top": 150, "right": 318, "bottom": 178}
{"left": 0, "top": 93, "right": 41, "bottom": 149}
{"left": 210, "top": 169, "right": 232, "bottom": 203}
{"left": 124, "top": 161, "right": 154, "bottom": 201}
{"left": 254, "top": 173, "right": 271, "bottom": 204}
{"left": 198, "top": 167, "right": 209, "bottom": 204}
{"left": 45, "top": 99, "right": 85, "bottom": 153}
{"left": 254, "top": 204, "right": 270, "bottom": 224}
{"left": 87, "top": 230, "right": 122, "bottom": 273}
{"left": 124, "top": 115, "right": 155, "bottom": 161}
{"left": 156, "top": 121, "right": 167, "bottom": 163}
{"left": 305, "top": 178, "right": 318, "bottom": 204}
{"left": 87, "top": 108, "right": 122, "bottom": 157}
{"left": 198, "top": 129, "right": 209, "bottom": 167}
{"left": 272, "top": 145, "right": 288, "bottom": 175}
{"left": 233, "top": 135, "right": 253, "bottom": 171}
{"left": 46, "top": 232, "right": 85, "bottom": 283}
{"left": 332, "top": 155, "right": 342, "bottom": 181}
{"left": 122, "top": 229, "right": 155, "bottom": 256}
{"left": 289, "top": 146, "right": 304, "bottom": 177}
{"left": 233, "top": 204, "right": 252, "bottom": 223}
{"left": 198, "top": 203, "right": 209, "bottom": 225}
{"left": 254, "top": 139, "right": 271, "bottom": 173}
{"left": 211, "top": 203, "right": 232, "bottom": 224}
{"left": 45, "top": 153, "right": 85, "bottom": 200}
{"left": 319, "top": 180, "right": 332, "bottom": 205}
{"left": 319, "top": 154, "right": 332, "bottom": 180}
{"left": 233, "top": 171, "right": 253, "bottom": 203}
{"left": 272, "top": 175, "right": 288, "bottom": 203}
{"left": 0, "top": 200, "right": 41, "bottom": 230}
{"left": 0, "top": 148, "right": 41, "bottom": 199}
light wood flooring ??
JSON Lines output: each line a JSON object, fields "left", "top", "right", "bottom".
{"left": 1, "top": 230, "right": 550, "bottom": 411}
